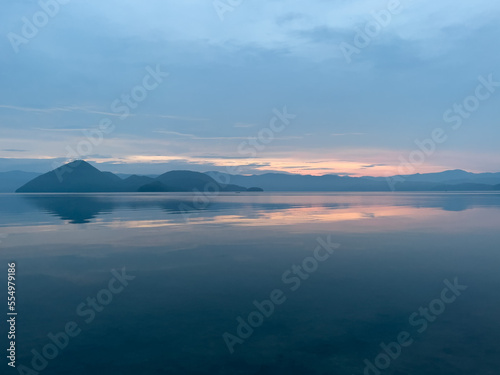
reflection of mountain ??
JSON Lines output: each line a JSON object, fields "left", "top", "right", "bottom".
{"left": 24, "top": 196, "right": 116, "bottom": 224}
{"left": 20, "top": 195, "right": 223, "bottom": 223}
{"left": 8, "top": 192, "right": 500, "bottom": 224}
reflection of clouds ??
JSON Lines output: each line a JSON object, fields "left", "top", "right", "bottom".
{"left": 13, "top": 204, "right": 459, "bottom": 230}
{"left": 193, "top": 205, "right": 443, "bottom": 227}
{"left": 1, "top": 194, "right": 500, "bottom": 257}
{"left": 2, "top": 204, "right": 500, "bottom": 261}
{"left": 106, "top": 220, "right": 182, "bottom": 229}
{"left": 4, "top": 193, "right": 500, "bottom": 228}
{"left": 103, "top": 203, "right": 441, "bottom": 228}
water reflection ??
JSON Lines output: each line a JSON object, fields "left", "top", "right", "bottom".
{"left": 1, "top": 192, "right": 499, "bottom": 226}
{"left": 0, "top": 193, "right": 499, "bottom": 374}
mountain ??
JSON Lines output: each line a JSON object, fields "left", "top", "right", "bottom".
{"left": 0, "top": 171, "right": 41, "bottom": 192}
{"left": 138, "top": 181, "right": 171, "bottom": 192}
{"left": 121, "top": 175, "right": 156, "bottom": 191}
{"left": 15, "top": 161, "right": 257, "bottom": 193}
{"left": 141, "top": 170, "right": 248, "bottom": 192}
{"left": 206, "top": 172, "right": 390, "bottom": 191}
{"left": 247, "top": 187, "right": 264, "bottom": 192}
{"left": 430, "top": 183, "right": 497, "bottom": 191}
{"left": 156, "top": 170, "right": 222, "bottom": 191}
{"left": 16, "top": 161, "right": 124, "bottom": 193}
{"left": 206, "top": 171, "right": 500, "bottom": 192}
{"left": 116, "top": 173, "right": 159, "bottom": 179}
{"left": 13, "top": 161, "right": 500, "bottom": 193}
{"left": 396, "top": 169, "right": 474, "bottom": 183}
{"left": 367, "top": 170, "right": 500, "bottom": 185}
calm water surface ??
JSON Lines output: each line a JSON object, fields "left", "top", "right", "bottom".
{"left": 1, "top": 193, "right": 499, "bottom": 374}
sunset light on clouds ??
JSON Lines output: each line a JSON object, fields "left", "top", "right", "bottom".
{"left": 1, "top": 0, "right": 499, "bottom": 176}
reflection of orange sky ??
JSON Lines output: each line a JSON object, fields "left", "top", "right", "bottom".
{"left": 0, "top": 206, "right": 444, "bottom": 234}
{"left": 101, "top": 205, "right": 441, "bottom": 228}
{"left": 177, "top": 205, "right": 445, "bottom": 227}
{"left": 2, "top": 205, "right": 500, "bottom": 256}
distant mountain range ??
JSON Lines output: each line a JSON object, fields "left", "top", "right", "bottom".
{"left": 0, "top": 171, "right": 42, "bottom": 193}
{"left": 0, "top": 160, "right": 499, "bottom": 193}
{"left": 206, "top": 170, "right": 500, "bottom": 192}
{"left": 13, "top": 161, "right": 262, "bottom": 193}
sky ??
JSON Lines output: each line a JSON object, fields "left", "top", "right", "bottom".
{"left": 1, "top": 0, "right": 499, "bottom": 176}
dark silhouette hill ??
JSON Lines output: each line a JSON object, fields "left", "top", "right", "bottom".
{"left": 366, "top": 169, "right": 500, "bottom": 185}
{"left": 246, "top": 187, "right": 264, "bottom": 192}
{"left": 122, "top": 175, "right": 156, "bottom": 191}
{"left": 206, "top": 171, "right": 500, "bottom": 192}
{"left": 138, "top": 181, "right": 172, "bottom": 192}
{"left": 16, "top": 161, "right": 124, "bottom": 193}
{"left": 155, "top": 170, "right": 221, "bottom": 192}
{"left": 15, "top": 161, "right": 257, "bottom": 193}
{"left": 12, "top": 160, "right": 500, "bottom": 193}
{"left": 140, "top": 170, "right": 248, "bottom": 192}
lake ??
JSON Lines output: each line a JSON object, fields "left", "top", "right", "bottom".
{"left": 1, "top": 192, "right": 499, "bottom": 374}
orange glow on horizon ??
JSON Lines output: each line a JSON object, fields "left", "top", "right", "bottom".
{"left": 83, "top": 154, "right": 464, "bottom": 178}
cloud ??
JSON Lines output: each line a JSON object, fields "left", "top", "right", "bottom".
{"left": 296, "top": 26, "right": 345, "bottom": 44}
{"left": 154, "top": 130, "right": 303, "bottom": 140}
{"left": 0, "top": 105, "right": 75, "bottom": 114}
{"left": 362, "top": 163, "right": 387, "bottom": 168}
{"left": 330, "top": 133, "right": 367, "bottom": 136}
{"left": 1, "top": 1, "right": 500, "bottom": 176}
{"left": 33, "top": 128, "right": 88, "bottom": 132}
{"left": 86, "top": 154, "right": 114, "bottom": 159}
{"left": 193, "top": 155, "right": 261, "bottom": 160}
{"left": 144, "top": 114, "right": 209, "bottom": 121}
{"left": 276, "top": 12, "right": 307, "bottom": 26}
{"left": 0, "top": 104, "right": 208, "bottom": 122}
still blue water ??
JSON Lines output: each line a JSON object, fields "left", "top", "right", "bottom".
{"left": 0, "top": 193, "right": 499, "bottom": 374}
